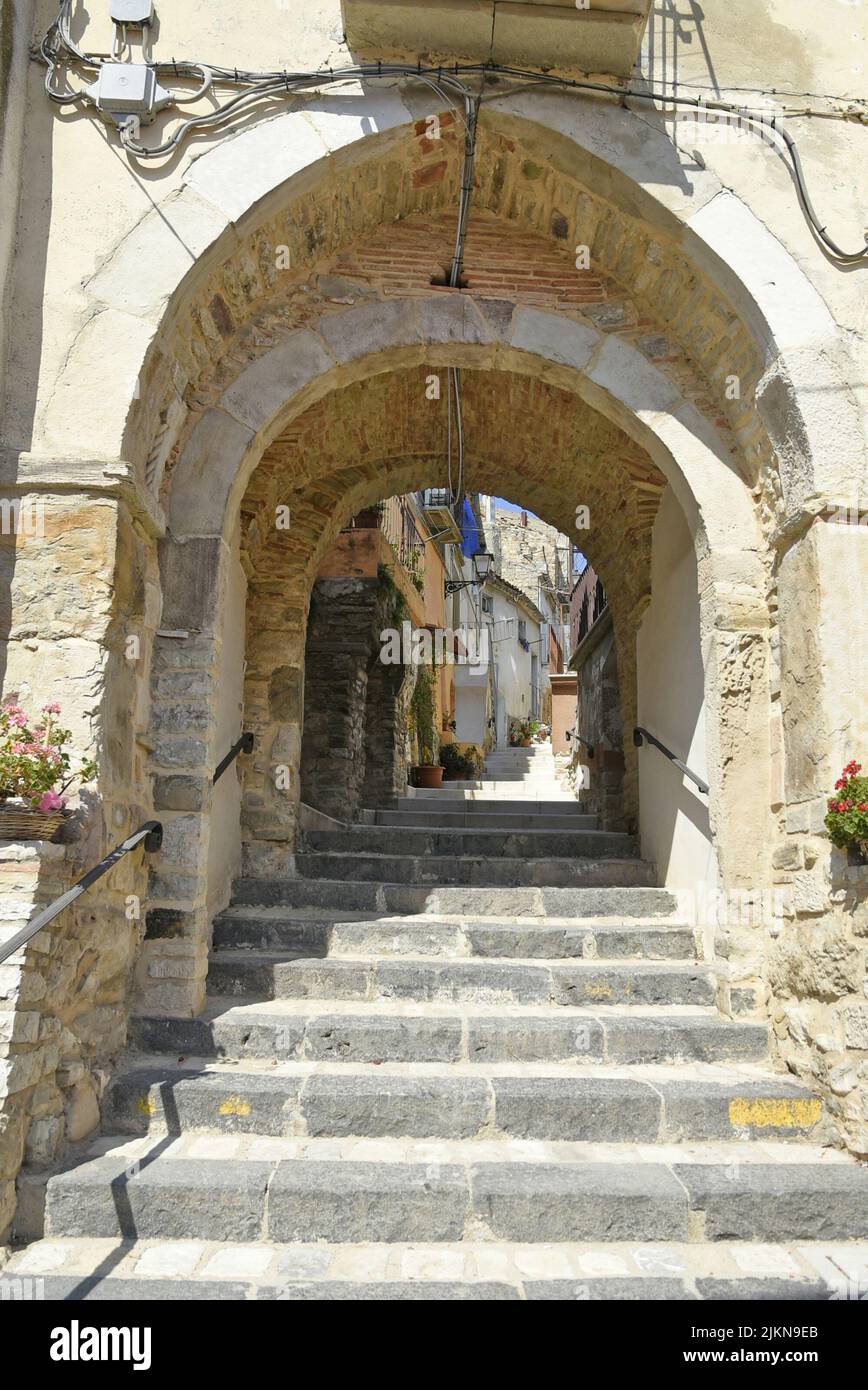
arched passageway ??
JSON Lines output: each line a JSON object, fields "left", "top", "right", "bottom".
{"left": 3, "top": 101, "right": 865, "bottom": 1210}
{"left": 115, "top": 109, "right": 824, "bottom": 1032}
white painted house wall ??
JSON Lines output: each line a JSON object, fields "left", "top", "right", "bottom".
{"left": 637, "top": 487, "right": 716, "bottom": 895}
{"left": 489, "top": 587, "right": 542, "bottom": 748}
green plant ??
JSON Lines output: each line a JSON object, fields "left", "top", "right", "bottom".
{"left": 376, "top": 563, "right": 409, "bottom": 629}
{"left": 406, "top": 554, "right": 425, "bottom": 594}
{"left": 825, "top": 759, "right": 868, "bottom": 853}
{"left": 440, "top": 742, "right": 485, "bottom": 778}
{"left": 464, "top": 743, "right": 484, "bottom": 776}
{"left": 509, "top": 717, "right": 542, "bottom": 746}
{"left": 0, "top": 701, "right": 97, "bottom": 810}
{"left": 409, "top": 667, "right": 437, "bottom": 765}
{"left": 439, "top": 743, "right": 470, "bottom": 777}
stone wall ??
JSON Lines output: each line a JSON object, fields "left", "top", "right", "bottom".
{"left": 0, "top": 824, "right": 155, "bottom": 1242}
{"left": 364, "top": 656, "right": 415, "bottom": 807}
{"left": 482, "top": 505, "right": 570, "bottom": 614}
{"left": 568, "top": 611, "right": 626, "bottom": 831}
{"left": 0, "top": 476, "right": 162, "bottom": 1240}
{"left": 300, "top": 573, "right": 411, "bottom": 819}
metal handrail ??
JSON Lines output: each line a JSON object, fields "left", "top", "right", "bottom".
{"left": 0, "top": 821, "right": 163, "bottom": 968}
{"left": 565, "top": 730, "right": 595, "bottom": 758}
{"left": 213, "top": 731, "right": 254, "bottom": 784}
{"left": 633, "top": 726, "right": 709, "bottom": 795}
{"left": 0, "top": 732, "right": 255, "bottom": 968}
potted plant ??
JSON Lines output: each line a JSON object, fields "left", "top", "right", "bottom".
{"left": 409, "top": 669, "right": 443, "bottom": 788}
{"left": 825, "top": 759, "right": 868, "bottom": 863}
{"left": 440, "top": 743, "right": 477, "bottom": 781}
{"left": 0, "top": 701, "right": 97, "bottom": 840}
{"left": 509, "top": 717, "right": 540, "bottom": 747}
{"left": 439, "top": 742, "right": 464, "bottom": 781}
{"left": 464, "top": 744, "right": 484, "bottom": 778}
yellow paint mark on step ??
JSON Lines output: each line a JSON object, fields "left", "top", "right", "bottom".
{"left": 728, "top": 1097, "right": 821, "bottom": 1129}
{"left": 218, "top": 1095, "right": 251, "bottom": 1117}
{"left": 585, "top": 982, "right": 613, "bottom": 999}
{"left": 136, "top": 1095, "right": 156, "bottom": 1116}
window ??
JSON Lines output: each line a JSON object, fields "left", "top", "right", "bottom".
{"left": 481, "top": 595, "right": 494, "bottom": 614}
{"left": 517, "top": 619, "right": 527, "bottom": 642}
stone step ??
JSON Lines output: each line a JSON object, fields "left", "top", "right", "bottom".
{"left": 403, "top": 795, "right": 578, "bottom": 806}
{"left": 483, "top": 767, "right": 557, "bottom": 776}
{"left": 415, "top": 783, "right": 577, "bottom": 798}
{"left": 207, "top": 954, "right": 716, "bottom": 1007}
{"left": 365, "top": 810, "right": 598, "bottom": 830}
{"left": 104, "top": 1060, "right": 824, "bottom": 1144}
{"left": 293, "top": 853, "right": 652, "bottom": 888}
{"left": 42, "top": 1146, "right": 868, "bottom": 1245}
{"left": 212, "top": 911, "right": 695, "bottom": 959}
{"left": 460, "top": 778, "right": 566, "bottom": 788}
{"left": 129, "top": 1001, "right": 769, "bottom": 1065}
{"left": 484, "top": 756, "right": 556, "bottom": 765}
{"left": 301, "top": 827, "right": 632, "bottom": 859}
{"left": 485, "top": 762, "right": 556, "bottom": 769}
{"left": 384, "top": 797, "right": 590, "bottom": 814}
{"left": 485, "top": 755, "right": 555, "bottom": 761}
{"left": 230, "top": 879, "right": 674, "bottom": 917}
{"left": 483, "top": 768, "right": 558, "bottom": 777}
{"left": 8, "top": 1236, "right": 865, "bottom": 1300}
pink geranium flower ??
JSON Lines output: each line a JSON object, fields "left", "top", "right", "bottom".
{"left": 37, "top": 790, "right": 65, "bottom": 813}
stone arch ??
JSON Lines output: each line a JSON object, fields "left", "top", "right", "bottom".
{"left": 44, "top": 98, "right": 854, "bottom": 1021}
{"left": 236, "top": 366, "right": 663, "bottom": 850}
{"left": 40, "top": 101, "right": 860, "bottom": 510}
{"left": 137, "top": 311, "right": 771, "bottom": 1019}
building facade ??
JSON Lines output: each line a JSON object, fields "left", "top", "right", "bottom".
{"left": 0, "top": 0, "right": 866, "bottom": 1278}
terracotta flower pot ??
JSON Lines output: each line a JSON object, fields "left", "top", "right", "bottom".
{"left": 414, "top": 765, "right": 444, "bottom": 789}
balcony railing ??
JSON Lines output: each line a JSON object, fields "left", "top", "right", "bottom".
{"left": 575, "top": 576, "right": 608, "bottom": 646}
{"left": 381, "top": 495, "right": 426, "bottom": 580}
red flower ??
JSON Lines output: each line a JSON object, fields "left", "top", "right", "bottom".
{"left": 859, "top": 803, "right": 868, "bottom": 813}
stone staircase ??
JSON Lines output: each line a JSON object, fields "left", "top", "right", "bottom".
{"left": 392, "top": 742, "right": 579, "bottom": 803}
{"left": 8, "top": 794, "right": 868, "bottom": 1300}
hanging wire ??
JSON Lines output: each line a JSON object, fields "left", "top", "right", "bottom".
{"left": 34, "top": 3, "right": 868, "bottom": 263}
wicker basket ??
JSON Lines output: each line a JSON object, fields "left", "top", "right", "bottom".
{"left": 0, "top": 804, "right": 66, "bottom": 841}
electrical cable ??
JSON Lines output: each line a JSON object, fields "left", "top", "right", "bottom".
{"left": 444, "top": 89, "right": 481, "bottom": 504}
{"left": 34, "top": 6, "right": 868, "bottom": 263}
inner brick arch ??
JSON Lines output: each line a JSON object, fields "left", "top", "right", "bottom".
{"left": 137, "top": 286, "right": 773, "bottom": 1023}
{"left": 237, "top": 366, "right": 664, "bottom": 852}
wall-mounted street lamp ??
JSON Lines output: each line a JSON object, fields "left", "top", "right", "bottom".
{"left": 445, "top": 548, "right": 494, "bottom": 595}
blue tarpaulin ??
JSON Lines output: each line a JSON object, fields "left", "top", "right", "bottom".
{"left": 459, "top": 497, "right": 480, "bottom": 557}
